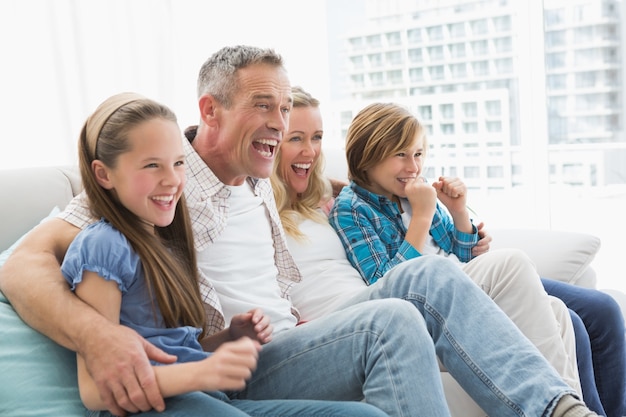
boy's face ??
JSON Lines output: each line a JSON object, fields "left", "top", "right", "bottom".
{"left": 365, "top": 134, "right": 425, "bottom": 200}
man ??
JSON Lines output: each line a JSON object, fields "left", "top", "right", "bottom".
{"left": 0, "top": 45, "right": 597, "bottom": 417}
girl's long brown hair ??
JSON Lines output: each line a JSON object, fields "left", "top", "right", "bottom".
{"left": 78, "top": 95, "right": 206, "bottom": 337}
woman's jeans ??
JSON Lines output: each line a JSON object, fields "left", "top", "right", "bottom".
{"left": 542, "top": 277, "right": 626, "bottom": 417}
{"left": 234, "top": 256, "right": 575, "bottom": 417}
{"left": 89, "top": 391, "right": 388, "bottom": 417}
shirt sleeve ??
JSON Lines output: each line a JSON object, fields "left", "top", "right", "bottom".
{"left": 430, "top": 203, "right": 478, "bottom": 262}
{"left": 329, "top": 196, "right": 419, "bottom": 285}
{"left": 61, "top": 221, "right": 142, "bottom": 293}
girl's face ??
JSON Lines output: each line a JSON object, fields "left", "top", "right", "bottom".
{"left": 95, "top": 118, "right": 186, "bottom": 228}
{"left": 365, "top": 134, "right": 425, "bottom": 200}
{"left": 279, "top": 105, "right": 323, "bottom": 198}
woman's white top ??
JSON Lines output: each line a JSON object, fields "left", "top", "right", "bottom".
{"left": 287, "top": 216, "right": 367, "bottom": 322}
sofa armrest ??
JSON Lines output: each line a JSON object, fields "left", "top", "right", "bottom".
{"left": 488, "top": 228, "right": 601, "bottom": 288}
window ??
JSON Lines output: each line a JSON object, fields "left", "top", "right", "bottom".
{"left": 407, "top": 28, "right": 422, "bottom": 43}
{"left": 463, "top": 102, "right": 477, "bottom": 117}
{"left": 449, "top": 42, "right": 466, "bottom": 58}
{"left": 428, "top": 45, "right": 444, "bottom": 61}
{"left": 350, "top": 55, "right": 364, "bottom": 70}
{"left": 409, "top": 67, "right": 424, "bottom": 82}
{"left": 472, "top": 60, "right": 489, "bottom": 76}
{"left": 386, "top": 51, "right": 403, "bottom": 65}
{"left": 440, "top": 103, "right": 454, "bottom": 119}
{"left": 470, "top": 19, "right": 488, "bottom": 35}
{"left": 429, "top": 65, "right": 445, "bottom": 80}
{"left": 448, "top": 22, "right": 465, "bottom": 38}
{"left": 485, "top": 100, "right": 501, "bottom": 116}
{"left": 385, "top": 31, "right": 402, "bottom": 46}
{"left": 366, "top": 34, "right": 382, "bottom": 48}
{"left": 450, "top": 63, "right": 467, "bottom": 79}
{"left": 427, "top": 25, "right": 444, "bottom": 41}
{"left": 471, "top": 40, "right": 488, "bottom": 56}
{"left": 441, "top": 123, "right": 455, "bottom": 134}
{"left": 408, "top": 48, "right": 423, "bottom": 63}
{"left": 418, "top": 105, "right": 432, "bottom": 120}
{"left": 369, "top": 53, "right": 383, "bottom": 67}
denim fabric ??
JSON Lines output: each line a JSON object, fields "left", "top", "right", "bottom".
{"left": 234, "top": 257, "right": 575, "bottom": 417}
{"left": 542, "top": 278, "right": 626, "bottom": 417}
{"left": 87, "top": 391, "right": 389, "bottom": 417}
{"left": 568, "top": 309, "right": 606, "bottom": 415}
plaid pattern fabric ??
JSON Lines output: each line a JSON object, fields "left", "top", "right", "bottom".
{"left": 329, "top": 181, "right": 477, "bottom": 284}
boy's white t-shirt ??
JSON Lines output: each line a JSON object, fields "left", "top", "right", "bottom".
{"left": 399, "top": 198, "right": 462, "bottom": 265}
{"left": 195, "top": 182, "right": 297, "bottom": 334}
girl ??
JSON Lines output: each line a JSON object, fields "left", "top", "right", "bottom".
{"left": 61, "top": 92, "right": 389, "bottom": 417}
{"left": 270, "top": 87, "right": 599, "bottom": 417}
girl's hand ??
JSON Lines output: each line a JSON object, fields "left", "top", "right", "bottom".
{"left": 229, "top": 309, "right": 273, "bottom": 344}
{"left": 405, "top": 177, "right": 437, "bottom": 221}
{"left": 432, "top": 176, "right": 467, "bottom": 215}
{"left": 199, "top": 337, "right": 260, "bottom": 391}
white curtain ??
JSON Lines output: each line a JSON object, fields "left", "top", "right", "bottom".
{"left": 0, "top": 0, "right": 329, "bottom": 169}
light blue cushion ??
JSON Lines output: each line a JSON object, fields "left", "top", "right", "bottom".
{"left": 0, "top": 208, "right": 84, "bottom": 416}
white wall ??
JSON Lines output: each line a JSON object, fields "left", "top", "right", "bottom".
{"left": 0, "top": 0, "right": 330, "bottom": 169}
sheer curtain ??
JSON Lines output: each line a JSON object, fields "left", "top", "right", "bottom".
{"left": 0, "top": 0, "right": 329, "bottom": 169}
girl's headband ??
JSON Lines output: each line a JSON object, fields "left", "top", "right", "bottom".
{"left": 85, "top": 92, "right": 146, "bottom": 159}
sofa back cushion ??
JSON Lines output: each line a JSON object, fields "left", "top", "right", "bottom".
{"left": 0, "top": 166, "right": 80, "bottom": 252}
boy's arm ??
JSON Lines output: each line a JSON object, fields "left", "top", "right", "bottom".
{"left": 0, "top": 218, "right": 172, "bottom": 416}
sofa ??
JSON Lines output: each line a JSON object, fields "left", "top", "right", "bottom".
{"left": 0, "top": 164, "right": 618, "bottom": 417}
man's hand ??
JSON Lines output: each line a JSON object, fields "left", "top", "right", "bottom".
{"left": 229, "top": 308, "right": 273, "bottom": 344}
{"left": 82, "top": 324, "right": 176, "bottom": 416}
{"left": 472, "top": 221, "right": 492, "bottom": 257}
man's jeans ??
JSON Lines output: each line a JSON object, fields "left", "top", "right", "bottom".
{"left": 236, "top": 256, "right": 576, "bottom": 417}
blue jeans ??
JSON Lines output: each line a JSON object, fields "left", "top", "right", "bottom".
{"left": 542, "top": 278, "right": 626, "bottom": 417}
{"left": 89, "top": 391, "right": 388, "bottom": 417}
{"left": 234, "top": 256, "right": 576, "bottom": 417}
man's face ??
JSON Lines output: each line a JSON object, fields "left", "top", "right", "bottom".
{"left": 213, "top": 63, "right": 292, "bottom": 185}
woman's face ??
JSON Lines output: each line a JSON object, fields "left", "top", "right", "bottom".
{"left": 279, "top": 105, "right": 323, "bottom": 197}
{"left": 365, "top": 134, "right": 425, "bottom": 200}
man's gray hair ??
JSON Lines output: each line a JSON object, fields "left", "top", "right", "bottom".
{"left": 197, "top": 45, "right": 284, "bottom": 108}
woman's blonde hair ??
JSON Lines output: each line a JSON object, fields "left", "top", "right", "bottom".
{"left": 345, "top": 102, "right": 426, "bottom": 188}
{"left": 78, "top": 94, "right": 206, "bottom": 337}
{"left": 271, "top": 86, "right": 332, "bottom": 239}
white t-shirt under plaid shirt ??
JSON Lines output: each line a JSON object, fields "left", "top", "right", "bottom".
{"left": 60, "top": 139, "right": 301, "bottom": 335}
